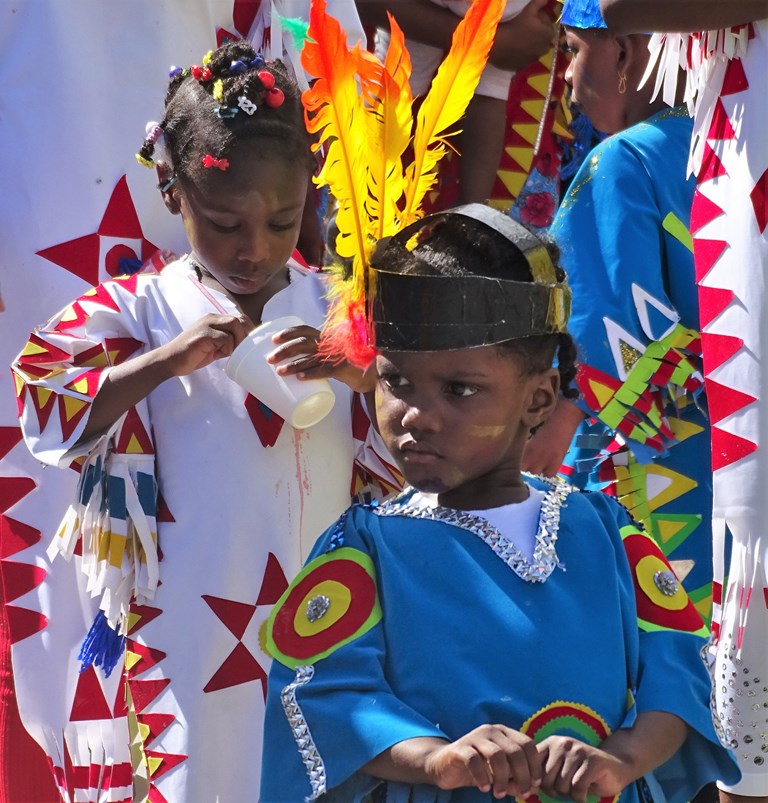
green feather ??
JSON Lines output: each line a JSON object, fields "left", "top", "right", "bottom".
{"left": 276, "top": 14, "right": 310, "bottom": 51}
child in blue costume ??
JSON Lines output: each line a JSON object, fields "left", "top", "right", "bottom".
{"left": 261, "top": 205, "right": 739, "bottom": 802}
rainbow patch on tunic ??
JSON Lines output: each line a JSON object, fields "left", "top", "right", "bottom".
{"left": 519, "top": 701, "right": 618, "bottom": 803}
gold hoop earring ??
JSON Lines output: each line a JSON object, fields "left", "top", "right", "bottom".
{"left": 618, "top": 72, "right": 627, "bottom": 94}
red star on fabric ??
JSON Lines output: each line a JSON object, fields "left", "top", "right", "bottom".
{"left": 201, "top": 552, "right": 288, "bottom": 696}
{"left": 37, "top": 176, "right": 159, "bottom": 286}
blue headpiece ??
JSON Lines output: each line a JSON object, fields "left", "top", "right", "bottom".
{"left": 560, "top": 0, "right": 608, "bottom": 29}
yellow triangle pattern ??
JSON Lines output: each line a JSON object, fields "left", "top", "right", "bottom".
{"left": 13, "top": 374, "right": 25, "bottom": 398}
{"left": 646, "top": 465, "right": 698, "bottom": 512}
{"left": 59, "top": 304, "right": 80, "bottom": 323}
{"left": 505, "top": 146, "right": 535, "bottom": 172}
{"left": 125, "top": 650, "right": 142, "bottom": 671}
{"left": 497, "top": 169, "right": 527, "bottom": 198}
{"left": 126, "top": 434, "right": 144, "bottom": 455}
{"left": 512, "top": 123, "right": 541, "bottom": 147}
{"left": 588, "top": 378, "right": 616, "bottom": 409}
{"left": 668, "top": 417, "right": 705, "bottom": 443}
{"left": 148, "top": 756, "right": 163, "bottom": 776}
{"left": 521, "top": 99, "right": 546, "bottom": 120}
{"left": 656, "top": 518, "right": 690, "bottom": 544}
{"left": 527, "top": 72, "right": 552, "bottom": 96}
{"left": 62, "top": 396, "right": 88, "bottom": 422}
{"left": 20, "top": 341, "right": 48, "bottom": 358}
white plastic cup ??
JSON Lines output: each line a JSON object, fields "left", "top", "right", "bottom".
{"left": 225, "top": 315, "right": 336, "bottom": 429}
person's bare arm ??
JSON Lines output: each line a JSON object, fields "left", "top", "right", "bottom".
{"left": 356, "top": 0, "right": 554, "bottom": 71}
{"left": 600, "top": 0, "right": 768, "bottom": 33}
{"left": 78, "top": 314, "right": 250, "bottom": 443}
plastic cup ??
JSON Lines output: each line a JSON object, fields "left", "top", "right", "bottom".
{"left": 225, "top": 315, "right": 336, "bottom": 429}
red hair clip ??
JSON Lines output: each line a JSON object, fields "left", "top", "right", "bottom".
{"left": 202, "top": 154, "right": 229, "bottom": 171}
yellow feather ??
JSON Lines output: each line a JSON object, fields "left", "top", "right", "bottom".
{"left": 403, "top": 0, "right": 505, "bottom": 223}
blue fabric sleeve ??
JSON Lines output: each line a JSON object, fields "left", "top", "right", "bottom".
{"left": 261, "top": 506, "right": 448, "bottom": 802}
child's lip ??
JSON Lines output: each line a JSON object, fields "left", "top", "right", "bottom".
{"left": 400, "top": 440, "right": 440, "bottom": 458}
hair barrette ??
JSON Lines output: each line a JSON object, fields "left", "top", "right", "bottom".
{"left": 237, "top": 96, "right": 258, "bottom": 115}
{"left": 202, "top": 155, "right": 229, "bottom": 171}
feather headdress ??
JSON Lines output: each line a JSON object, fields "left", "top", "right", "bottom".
{"left": 301, "top": 0, "right": 506, "bottom": 366}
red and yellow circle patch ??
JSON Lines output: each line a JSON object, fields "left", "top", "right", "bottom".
{"left": 620, "top": 525, "right": 707, "bottom": 635}
{"left": 266, "top": 547, "right": 382, "bottom": 669}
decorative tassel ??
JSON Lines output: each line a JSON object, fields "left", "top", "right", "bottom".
{"left": 78, "top": 610, "right": 126, "bottom": 678}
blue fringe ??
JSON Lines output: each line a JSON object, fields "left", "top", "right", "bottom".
{"left": 78, "top": 610, "right": 126, "bottom": 678}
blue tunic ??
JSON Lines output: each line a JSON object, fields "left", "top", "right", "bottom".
{"left": 261, "top": 479, "right": 738, "bottom": 802}
{"left": 550, "top": 108, "right": 715, "bottom": 617}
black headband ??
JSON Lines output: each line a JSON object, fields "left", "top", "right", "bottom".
{"left": 370, "top": 204, "right": 571, "bottom": 351}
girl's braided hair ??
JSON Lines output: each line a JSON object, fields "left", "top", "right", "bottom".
{"left": 387, "top": 215, "right": 580, "bottom": 403}
{"left": 136, "top": 40, "right": 314, "bottom": 183}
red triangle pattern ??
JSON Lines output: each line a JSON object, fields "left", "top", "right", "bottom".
{"left": 708, "top": 98, "right": 736, "bottom": 140}
{"left": 690, "top": 190, "right": 725, "bottom": 233}
{"left": 6, "top": 605, "right": 48, "bottom": 644}
{"left": 57, "top": 394, "right": 91, "bottom": 443}
{"left": 37, "top": 233, "right": 101, "bottom": 286}
{"left": 244, "top": 394, "right": 285, "bottom": 448}
{"left": 77, "top": 283, "right": 121, "bottom": 313}
{"left": 202, "top": 642, "right": 267, "bottom": 695}
{"left": 137, "top": 713, "right": 175, "bottom": 748}
{"left": 750, "top": 167, "right": 768, "bottom": 234}
{"left": 705, "top": 378, "right": 757, "bottom": 424}
{"left": 98, "top": 176, "right": 143, "bottom": 239}
{"left": 711, "top": 426, "right": 757, "bottom": 471}
{"left": 125, "top": 638, "right": 167, "bottom": 679}
{"left": 0, "top": 560, "right": 46, "bottom": 603}
{"left": 114, "top": 406, "right": 155, "bottom": 455}
{"left": 52, "top": 301, "right": 89, "bottom": 332}
{"left": 70, "top": 666, "right": 114, "bottom": 721}
{"left": 693, "top": 238, "right": 728, "bottom": 282}
{"left": 156, "top": 492, "right": 175, "bottom": 523}
{"left": 202, "top": 595, "right": 255, "bottom": 641}
{"left": 721, "top": 57, "right": 749, "bottom": 96}
{"left": 113, "top": 672, "right": 128, "bottom": 718}
{"left": 0, "top": 515, "right": 42, "bottom": 559}
{"left": 698, "top": 285, "right": 734, "bottom": 328}
{"left": 700, "top": 332, "right": 744, "bottom": 373}
{"left": 0, "top": 426, "right": 23, "bottom": 460}
{"left": 127, "top": 604, "right": 163, "bottom": 636}
{"left": 103, "top": 337, "right": 143, "bottom": 366}
{"left": 145, "top": 750, "right": 187, "bottom": 781}
{"left": 699, "top": 144, "right": 728, "bottom": 184}
{"left": 0, "top": 476, "right": 37, "bottom": 513}
{"left": 17, "top": 333, "right": 72, "bottom": 367}
{"left": 575, "top": 363, "right": 622, "bottom": 412}
{"left": 255, "top": 553, "right": 289, "bottom": 606}
{"left": 108, "top": 274, "right": 140, "bottom": 296}
{"left": 129, "top": 678, "right": 171, "bottom": 714}
{"left": 148, "top": 785, "right": 170, "bottom": 803}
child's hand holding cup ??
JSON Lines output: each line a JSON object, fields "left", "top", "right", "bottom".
{"left": 225, "top": 315, "right": 336, "bottom": 429}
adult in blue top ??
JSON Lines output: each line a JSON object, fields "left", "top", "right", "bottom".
{"left": 529, "top": 0, "right": 712, "bottom": 621}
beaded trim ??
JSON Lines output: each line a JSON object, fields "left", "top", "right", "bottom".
{"left": 374, "top": 476, "right": 573, "bottom": 583}
{"left": 281, "top": 665, "right": 327, "bottom": 800}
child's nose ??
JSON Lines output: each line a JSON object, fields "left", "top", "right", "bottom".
{"left": 401, "top": 401, "right": 441, "bottom": 433}
{"left": 238, "top": 227, "right": 268, "bottom": 263}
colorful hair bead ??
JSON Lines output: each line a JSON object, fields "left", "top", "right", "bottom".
{"left": 169, "top": 65, "right": 183, "bottom": 78}
{"left": 213, "top": 79, "right": 225, "bottom": 103}
{"left": 258, "top": 70, "right": 275, "bottom": 90}
{"left": 214, "top": 106, "right": 239, "bottom": 119}
{"left": 237, "top": 95, "right": 258, "bottom": 115}
{"left": 145, "top": 122, "right": 163, "bottom": 143}
{"left": 135, "top": 153, "right": 155, "bottom": 169}
{"left": 191, "top": 64, "right": 203, "bottom": 81}
{"left": 250, "top": 55, "right": 266, "bottom": 69}
{"left": 265, "top": 88, "right": 285, "bottom": 109}
{"left": 202, "top": 49, "right": 214, "bottom": 67}
{"left": 230, "top": 59, "right": 247, "bottom": 73}
{"left": 201, "top": 67, "right": 213, "bottom": 82}
{"left": 202, "top": 154, "right": 230, "bottom": 171}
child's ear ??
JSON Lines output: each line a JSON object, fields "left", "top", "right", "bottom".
{"left": 523, "top": 368, "right": 560, "bottom": 431}
{"left": 156, "top": 162, "right": 181, "bottom": 215}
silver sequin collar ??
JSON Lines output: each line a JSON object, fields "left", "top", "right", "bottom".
{"left": 374, "top": 475, "right": 574, "bottom": 583}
